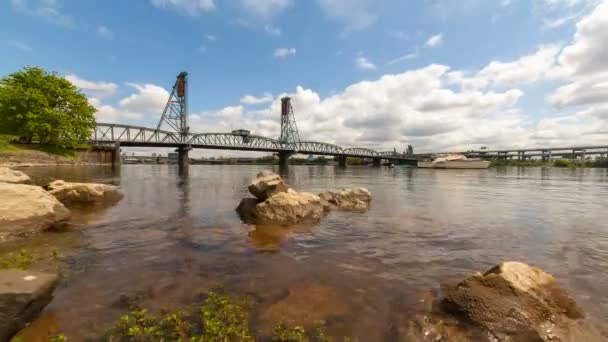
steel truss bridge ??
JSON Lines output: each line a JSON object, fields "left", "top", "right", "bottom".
{"left": 90, "top": 72, "right": 416, "bottom": 166}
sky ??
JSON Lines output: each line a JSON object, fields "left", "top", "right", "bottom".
{"left": 1, "top": 0, "right": 607, "bottom": 155}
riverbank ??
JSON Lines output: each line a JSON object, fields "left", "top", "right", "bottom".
{"left": 491, "top": 158, "right": 608, "bottom": 168}
{"left": 0, "top": 134, "right": 112, "bottom": 168}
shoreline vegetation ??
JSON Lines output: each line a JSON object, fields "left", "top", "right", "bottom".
{"left": 490, "top": 158, "right": 608, "bottom": 168}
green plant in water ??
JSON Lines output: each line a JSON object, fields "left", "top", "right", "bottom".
{"left": 273, "top": 324, "right": 310, "bottom": 342}
{"left": 0, "top": 249, "right": 32, "bottom": 270}
{"left": 200, "top": 290, "right": 253, "bottom": 342}
{"left": 107, "top": 308, "right": 191, "bottom": 341}
{"left": 49, "top": 334, "right": 67, "bottom": 342}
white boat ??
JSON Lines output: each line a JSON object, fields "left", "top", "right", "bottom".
{"left": 418, "top": 154, "right": 491, "bottom": 169}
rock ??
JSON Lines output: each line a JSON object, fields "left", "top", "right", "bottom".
{"left": 442, "top": 261, "right": 587, "bottom": 341}
{"left": 253, "top": 191, "right": 330, "bottom": 225}
{"left": 318, "top": 187, "right": 371, "bottom": 211}
{"left": 0, "top": 270, "right": 59, "bottom": 341}
{"left": 43, "top": 180, "right": 123, "bottom": 206}
{"left": 248, "top": 170, "right": 289, "bottom": 201}
{"left": 236, "top": 191, "right": 330, "bottom": 225}
{"left": 0, "top": 167, "right": 31, "bottom": 184}
{"left": 0, "top": 183, "right": 71, "bottom": 240}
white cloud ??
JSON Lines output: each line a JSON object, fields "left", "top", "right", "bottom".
{"left": 316, "top": 0, "right": 377, "bottom": 34}
{"left": 356, "top": 57, "right": 377, "bottom": 70}
{"left": 10, "top": 0, "right": 75, "bottom": 28}
{"left": 241, "top": 93, "right": 274, "bottom": 105}
{"left": 65, "top": 74, "right": 118, "bottom": 98}
{"left": 96, "top": 25, "right": 113, "bottom": 40}
{"left": 425, "top": 33, "right": 443, "bottom": 47}
{"left": 88, "top": 82, "right": 170, "bottom": 123}
{"left": 206, "top": 34, "right": 217, "bottom": 41}
{"left": 6, "top": 40, "right": 32, "bottom": 52}
{"left": 120, "top": 83, "right": 170, "bottom": 114}
{"left": 387, "top": 52, "right": 417, "bottom": 65}
{"left": 274, "top": 47, "right": 296, "bottom": 58}
{"left": 265, "top": 25, "right": 281, "bottom": 36}
{"left": 150, "top": 0, "right": 215, "bottom": 16}
{"left": 238, "top": 0, "right": 292, "bottom": 19}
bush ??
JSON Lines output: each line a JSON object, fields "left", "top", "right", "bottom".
{"left": 553, "top": 159, "right": 577, "bottom": 168}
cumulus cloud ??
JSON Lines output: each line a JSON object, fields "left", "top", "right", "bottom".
{"left": 425, "top": 33, "right": 443, "bottom": 47}
{"left": 356, "top": 57, "right": 377, "bottom": 70}
{"left": 65, "top": 74, "right": 118, "bottom": 98}
{"left": 241, "top": 93, "right": 274, "bottom": 105}
{"left": 150, "top": 0, "right": 215, "bottom": 16}
{"left": 10, "top": 0, "right": 75, "bottom": 28}
{"left": 238, "top": 0, "right": 292, "bottom": 19}
{"left": 274, "top": 47, "right": 296, "bottom": 58}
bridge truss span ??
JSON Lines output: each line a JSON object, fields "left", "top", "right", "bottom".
{"left": 290, "top": 141, "right": 344, "bottom": 155}
{"left": 187, "top": 133, "right": 282, "bottom": 152}
{"left": 94, "top": 123, "right": 181, "bottom": 145}
{"left": 343, "top": 147, "right": 379, "bottom": 157}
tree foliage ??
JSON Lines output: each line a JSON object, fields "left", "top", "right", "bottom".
{"left": 0, "top": 66, "right": 96, "bottom": 147}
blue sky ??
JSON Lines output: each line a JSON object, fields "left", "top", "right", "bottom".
{"left": 1, "top": 0, "right": 607, "bottom": 153}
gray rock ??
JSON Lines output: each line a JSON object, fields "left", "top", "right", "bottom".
{"left": 0, "top": 270, "right": 59, "bottom": 341}
{"left": 247, "top": 170, "right": 289, "bottom": 201}
{"left": 43, "top": 180, "right": 123, "bottom": 206}
{"left": 0, "top": 167, "right": 31, "bottom": 184}
{"left": 0, "top": 183, "right": 71, "bottom": 240}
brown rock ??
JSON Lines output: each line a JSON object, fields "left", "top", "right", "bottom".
{"left": 318, "top": 187, "right": 371, "bottom": 211}
{"left": 248, "top": 170, "right": 289, "bottom": 201}
{"left": 43, "top": 180, "right": 123, "bottom": 206}
{"left": 0, "top": 167, "right": 31, "bottom": 184}
{"left": 0, "top": 183, "right": 70, "bottom": 240}
{"left": 0, "top": 270, "right": 59, "bottom": 341}
{"left": 443, "top": 261, "right": 586, "bottom": 341}
{"left": 255, "top": 191, "right": 329, "bottom": 225}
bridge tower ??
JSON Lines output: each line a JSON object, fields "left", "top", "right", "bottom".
{"left": 278, "top": 97, "right": 300, "bottom": 170}
{"left": 157, "top": 72, "right": 191, "bottom": 174}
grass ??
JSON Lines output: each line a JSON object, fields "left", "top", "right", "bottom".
{"left": 104, "top": 289, "right": 335, "bottom": 342}
{"left": 0, "top": 133, "right": 86, "bottom": 158}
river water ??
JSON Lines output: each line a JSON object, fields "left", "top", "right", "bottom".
{"left": 5, "top": 165, "right": 608, "bottom": 340}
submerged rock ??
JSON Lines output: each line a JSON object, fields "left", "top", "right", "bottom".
{"left": 237, "top": 191, "right": 330, "bottom": 225}
{"left": 0, "top": 183, "right": 70, "bottom": 240}
{"left": 0, "top": 270, "right": 59, "bottom": 341}
{"left": 442, "top": 261, "right": 589, "bottom": 341}
{"left": 43, "top": 180, "right": 123, "bottom": 206}
{"left": 318, "top": 187, "right": 371, "bottom": 211}
{"left": 248, "top": 170, "right": 289, "bottom": 201}
{"left": 0, "top": 166, "right": 31, "bottom": 184}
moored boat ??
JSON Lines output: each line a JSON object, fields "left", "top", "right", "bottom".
{"left": 418, "top": 154, "right": 490, "bottom": 169}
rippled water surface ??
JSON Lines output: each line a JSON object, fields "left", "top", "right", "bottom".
{"left": 7, "top": 165, "right": 608, "bottom": 340}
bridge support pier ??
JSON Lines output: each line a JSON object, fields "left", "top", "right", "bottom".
{"left": 278, "top": 151, "right": 293, "bottom": 172}
{"left": 178, "top": 145, "right": 191, "bottom": 176}
{"left": 337, "top": 156, "right": 347, "bottom": 168}
{"left": 112, "top": 142, "right": 121, "bottom": 170}
{"left": 372, "top": 158, "right": 382, "bottom": 167}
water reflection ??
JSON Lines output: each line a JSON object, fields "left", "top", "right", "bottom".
{"left": 7, "top": 164, "right": 608, "bottom": 340}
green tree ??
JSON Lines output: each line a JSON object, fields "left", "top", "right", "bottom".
{"left": 0, "top": 66, "right": 96, "bottom": 147}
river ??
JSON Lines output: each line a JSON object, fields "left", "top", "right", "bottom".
{"left": 4, "top": 164, "right": 608, "bottom": 340}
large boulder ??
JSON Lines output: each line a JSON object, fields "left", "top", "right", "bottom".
{"left": 237, "top": 191, "right": 330, "bottom": 225}
{"left": 0, "top": 167, "right": 31, "bottom": 184}
{"left": 0, "top": 183, "right": 70, "bottom": 240}
{"left": 442, "top": 262, "right": 587, "bottom": 341}
{"left": 43, "top": 180, "right": 123, "bottom": 206}
{"left": 318, "top": 187, "right": 371, "bottom": 211}
{"left": 0, "top": 270, "right": 59, "bottom": 341}
{"left": 248, "top": 170, "right": 289, "bottom": 201}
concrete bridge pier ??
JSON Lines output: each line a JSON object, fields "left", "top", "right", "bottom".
{"left": 278, "top": 151, "right": 293, "bottom": 171}
{"left": 372, "top": 158, "right": 382, "bottom": 167}
{"left": 336, "top": 155, "right": 347, "bottom": 167}
{"left": 112, "top": 142, "right": 121, "bottom": 170}
{"left": 178, "top": 145, "right": 191, "bottom": 176}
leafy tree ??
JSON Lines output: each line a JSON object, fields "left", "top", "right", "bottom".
{"left": 0, "top": 66, "right": 96, "bottom": 147}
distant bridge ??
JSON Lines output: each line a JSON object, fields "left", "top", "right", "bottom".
{"left": 90, "top": 72, "right": 417, "bottom": 171}
{"left": 416, "top": 145, "right": 608, "bottom": 160}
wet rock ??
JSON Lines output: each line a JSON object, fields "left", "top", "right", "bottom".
{"left": 0, "top": 166, "right": 31, "bottom": 184}
{"left": 236, "top": 198, "right": 260, "bottom": 224}
{"left": 43, "top": 180, "right": 123, "bottom": 206}
{"left": 260, "top": 283, "right": 347, "bottom": 331}
{"left": 0, "top": 183, "right": 70, "bottom": 240}
{"left": 318, "top": 187, "right": 371, "bottom": 211}
{"left": 248, "top": 170, "right": 289, "bottom": 201}
{"left": 0, "top": 270, "right": 59, "bottom": 341}
{"left": 253, "top": 191, "right": 330, "bottom": 225}
{"left": 442, "top": 261, "right": 587, "bottom": 341}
